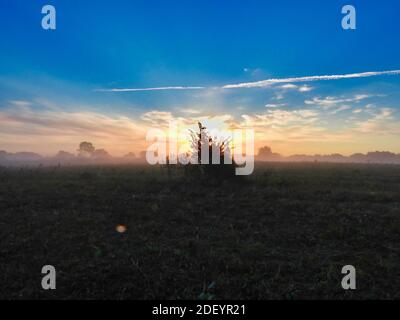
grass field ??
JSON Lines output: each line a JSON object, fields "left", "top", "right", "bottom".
{"left": 1, "top": 162, "right": 400, "bottom": 299}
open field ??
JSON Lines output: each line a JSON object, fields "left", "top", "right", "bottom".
{"left": 1, "top": 162, "right": 400, "bottom": 299}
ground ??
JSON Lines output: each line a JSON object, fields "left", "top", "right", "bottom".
{"left": 0, "top": 162, "right": 399, "bottom": 299}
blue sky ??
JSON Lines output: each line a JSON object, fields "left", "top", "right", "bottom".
{"left": 0, "top": 0, "right": 400, "bottom": 155}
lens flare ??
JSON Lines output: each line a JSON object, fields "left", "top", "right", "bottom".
{"left": 116, "top": 225, "right": 127, "bottom": 233}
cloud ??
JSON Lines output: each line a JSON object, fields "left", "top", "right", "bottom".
{"left": 265, "top": 103, "right": 287, "bottom": 108}
{"left": 280, "top": 84, "right": 298, "bottom": 90}
{"left": 140, "top": 111, "right": 177, "bottom": 126}
{"left": 222, "top": 70, "right": 400, "bottom": 89}
{"left": 95, "top": 70, "right": 400, "bottom": 93}
{"left": 9, "top": 100, "right": 31, "bottom": 107}
{"left": 178, "top": 108, "right": 202, "bottom": 115}
{"left": 298, "top": 85, "right": 314, "bottom": 92}
{"left": 95, "top": 86, "right": 205, "bottom": 92}
{"left": 243, "top": 67, "right": 262, "bottom": 77}
{"left": 330, "top": 105, "right": 351, "bottom": 114}
{"left": 140, "top": 110, "right": 235, "bottom": 131}
{"left": 305, "top": 94, "right": 371, "bottom": 109}
{"left": 241, "top": 109, "right": 319, "bottom": 127}
{"left": 353, "top": 108, "right": 397, "bottom": 134}
{"left": 2, "top": 96, "right": 400, "bottom": 158}
{"left": 279, "top": 84, "right": 314, "bottom": 92}
{"left": 0, "top": 105, "right": 147, "bottom": 155}
{"left": 239, "top": 109, "right": 325, "bottom": 144}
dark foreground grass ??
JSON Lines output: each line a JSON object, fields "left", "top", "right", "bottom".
{"left": 0, "top": 162, "right": 400, "bottom": 299}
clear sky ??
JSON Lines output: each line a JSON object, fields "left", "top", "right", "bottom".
{"left": 1, "top": 0, "right": 400, "bottom": 156}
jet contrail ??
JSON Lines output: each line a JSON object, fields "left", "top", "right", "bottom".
{"left": 95, "top": 70, "right": 400, "bottom": 92}
{"left": 222, "top": 70, "right": 400, "bottom": 89}
{"left": 95, "top": 86, "right": 204, "bottom": 92}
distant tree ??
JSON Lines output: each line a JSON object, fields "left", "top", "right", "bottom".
{"left": 258, "top": 146, "right": 273, "bottom": 157}
{"left": 77, "top": 142, "right": 95, "bottom": 157}
{"left": 139, "top": 151, "right": 146, "bottom": 159}
{"left": 55, "top": 151, "right": 75, "bottom": 159}
{"left": 92, "top": 149, "right": 111, "bottom": 159}
{"left": 257, "top": 146, "right": 282, "bottom": 161}
{"left": 123, "top": 152, "right": 136, "bottom": 158}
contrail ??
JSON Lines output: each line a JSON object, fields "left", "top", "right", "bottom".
{"left": 95, "top": 70, "right": 400, "bottom": 92}
{"left": 222, "top": 70, "right": 400, "bottom": 89}
{"left": 95, "top": 86, "right": 205, "bottom": 92}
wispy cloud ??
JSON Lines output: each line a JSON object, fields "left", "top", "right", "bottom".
{"left": 353, "top": 108, "right": 397, "bottom": 134}
{"left": 305, "top": 94, "right": 371, "bottom": 109}
{"left": 241, "top": 109, "right": 320, "bottom": 127}
{"left": 95, "top": 86, "right": 205, "bottom": 92}
{"left": 298, "top": 85, "right": 314, "bottom": 92}
{"left": 178, "top": 108, "right": 202, "bottom": 115}
{"left": 240, "top": 109, "right": 325, "bottom": 143}
{"left": 0, "top": 104, "right": 147, "bottom": 155}
{"left": 2, "top": 100, "right": 400, "bottom": 156}
{"left": 330, "top": 105, "right": 351, "bottom": 114}
{"left": 279, "top": 84, "right": 298, "bottom": 90}
{"left": 265, "top": 103, "right": 287, "bottom": 108}
{"left": 9, "top": 100, "right": 31, "bottom": 107}
{"left": 222, "top": 70, "right": 400, "bottom": 89}
{"left": 279, "top": 84, "right": 314, "bottom": 92}
{"left": 96, "top": 70, "right": 400, "bottom": 93}
{"left": 140, "top": 111, "right": 175, "bottom": 126}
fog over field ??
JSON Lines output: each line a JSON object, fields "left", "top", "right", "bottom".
{"left": 2, "top": 146, "right": 400, "bottom": 166}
